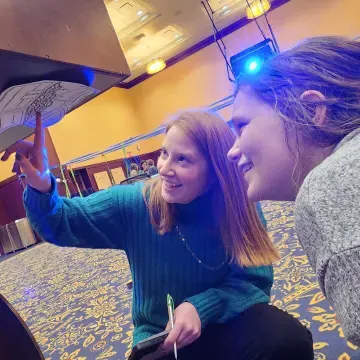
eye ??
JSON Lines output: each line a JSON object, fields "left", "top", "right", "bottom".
{"left": 178, "top": 155, "right": 192, "bottom": 164}
{"left": 160, "top": 149, "right": 168, "bottom": 158}
{"left": 235, "top": 122, "right": 248, "bottom": 135}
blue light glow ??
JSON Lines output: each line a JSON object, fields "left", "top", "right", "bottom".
{"left": 82, "top": 68, "right": 96, "bottom": 86}
{"left": 248, "top": 61, "right": 259, "bottom": 71}
{"left": 244, "top": 57, "right": 262, "bottom": 75}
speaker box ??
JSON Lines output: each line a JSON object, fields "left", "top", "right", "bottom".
{"left": 0, "top": 218, "right": 37, "bottom": 254}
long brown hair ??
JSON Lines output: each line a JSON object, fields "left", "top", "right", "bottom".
{"left": 236, "top": 36, "right": 360, "bottom": 147}
{"left": 143, "top": 110, "right": 279, "bottom": 267}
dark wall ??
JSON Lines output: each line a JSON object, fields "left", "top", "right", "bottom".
{"left": 0, "top": 145, "right": 161, "bottom": 229}
{"left": 74, "top": 149, "right": 161, "bottom": 192}
{"left": 0, "top": 177, "right": 25, "bottom": 227}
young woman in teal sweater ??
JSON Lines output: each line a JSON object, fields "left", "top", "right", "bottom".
{"left": 3, "top": 111, "right": 313, "bottom": 359}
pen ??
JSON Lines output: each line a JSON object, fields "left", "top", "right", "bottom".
{"left": 167, "top": 294, "right": 178, "bottom": 360}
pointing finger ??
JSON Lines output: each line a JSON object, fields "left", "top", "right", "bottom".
{"left": 33, "top": 112, "right": 45, "bottom": 151}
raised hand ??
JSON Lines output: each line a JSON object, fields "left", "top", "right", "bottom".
{"left": 1, "top": 112, "right": 51, "bottom": 193}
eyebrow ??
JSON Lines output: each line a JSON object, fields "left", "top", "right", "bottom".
{"left": 231, "top": 115, "right": 251, "bottom": 125}
{"left": 162, "top": 146, "right": 196, "bottom": 160}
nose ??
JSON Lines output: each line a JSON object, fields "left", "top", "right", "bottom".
{"left": 159, "top": 158, "right": 175, "bottom": 177}
{"left": 227, "top": 139, "right": 241, "bottom": 163}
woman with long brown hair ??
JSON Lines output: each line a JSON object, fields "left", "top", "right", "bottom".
{"left": 2, "top": 111, "right": 313, "bottom": 359}
{"left": 228, "top": 36, "right": 360, "bottom": 346}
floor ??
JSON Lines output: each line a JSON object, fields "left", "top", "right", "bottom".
{"left": 0, "top": 201, "right": 358, "bottom": 359}
{"left": 0, "top": 243, "right": 41, "bottom": 262}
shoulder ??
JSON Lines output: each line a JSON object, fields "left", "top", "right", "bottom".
{"left": 297, "top": 132, "right": 360, "bottom": 212}
{"left": 295, "top": 132, "right": 360, "bottom": 273}
{"left": 110, "top": 181, "right": 146, "bottom": 205}
{"left": 80, "top": 182, "right": 146, "bottom": 215}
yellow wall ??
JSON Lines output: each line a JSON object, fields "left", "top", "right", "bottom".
{"left": 1, "top": 0, "right": 359, "bottom": 181}
{"left": 48, "top": 87, "right": 143, "bottom": 165}
{"left": 130, "top": 0, "right": 360, "bottom": 134}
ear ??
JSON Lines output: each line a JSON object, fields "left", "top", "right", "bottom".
{"left": 300, "top": 90, "right": 327, "bottom": 126}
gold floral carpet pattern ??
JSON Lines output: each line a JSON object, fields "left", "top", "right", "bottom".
{"left": 0, "top": 201, "right": 358, "bottom": 359}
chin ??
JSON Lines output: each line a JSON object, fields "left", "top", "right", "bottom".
{"left": 162, "top": 188, "right": 193, "bottom": 204}
{"left": 247, "top": 189, "right": 262, "bottom": 202}
{"left": 161, "top": 187, "right": 180, "bottom": 204}
{"left": 161, "top": 191, "right": 174, "bottom": 203}
{"left": 247, "top": 180, "right": 267, "bottom": 202}
{"left": 248, "top": 184, "right": 295, "bottom": 202}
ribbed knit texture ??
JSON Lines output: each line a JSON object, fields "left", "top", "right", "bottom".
{"left": 24, "top": 179, "right": 273, "bottom": 345}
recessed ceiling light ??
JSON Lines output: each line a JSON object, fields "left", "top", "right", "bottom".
{"left": 222, "top": 5, "right": 228, "bottom": 10}
{"left": 175, "top": 34, "right": 180, "bottom": 38}
{"left": 137, "top": 10, "right": 143, "bottom": 15}
{"left": 246, "top": 0, "right": 271, "bottom": 19}
{"left": 147, "top": 58, "right": 166, "bottom": 74}
{"left": 223, "top": 9, "right": 231, "bottom": 15}
{"left": 140, "top": 15, "right": 148, "bottom": 21}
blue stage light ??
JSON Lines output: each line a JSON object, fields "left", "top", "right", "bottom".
{"left": 247, "top": 59, "right": 260, "bottom": 73}
{"left": 230, "top": 39, "right": 275, "bottom": 79}
{"left": 82, "top": 68, "right": 96, "bottom": 86}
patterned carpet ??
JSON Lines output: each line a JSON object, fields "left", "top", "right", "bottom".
{"left": 0, "top": 201, "right": 358, "bottom": 359}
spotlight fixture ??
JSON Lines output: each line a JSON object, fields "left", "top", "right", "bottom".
{"left": 230, "top": 38, "right": 275, "bottom": 78}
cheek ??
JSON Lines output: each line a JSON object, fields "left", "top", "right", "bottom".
{"left": 246, "top": 119, "right": 288, "bottom": 160}
{"left": 178, "top": 166, "right": 209, "bottom": 188}
{"left": 157, "top": 158, "right": 164, "bottom": 170}
{"left": 177, "top": 169, "right": 198, "bottom": 184}
{"left": 253, "top": 128, "right": 296, "bottom": 179}
{"left": 194, "top": 166, "right": 212, "bottom": 190}
{"left": 239, "top": 127, "right": 261, "bottom": 155}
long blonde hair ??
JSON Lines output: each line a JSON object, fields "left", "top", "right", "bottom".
{"left": 143, "top": 110, "right": 279, "bottom": 267}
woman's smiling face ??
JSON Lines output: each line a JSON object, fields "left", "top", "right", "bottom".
{"left": 228, "top": 90, "right": 298, "bottom": 201}
{"left": 158, "top": 126, "right": 212, "bottom": 204}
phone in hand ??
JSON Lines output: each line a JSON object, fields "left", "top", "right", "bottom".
{"left": 129, "top": 330, "right": 170, "bottom": 360}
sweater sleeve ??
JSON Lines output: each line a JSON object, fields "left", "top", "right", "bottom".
{"left": 295, "top": 142, "right": 360, "bottom": 345}
{"left": 24, "top": 176, "right": 127, "bottom": 250}
{"left": 325, "top": 248, "right": 360, "bottom": 346}
{"left": 185, "top": 264, "right": 273, "bottom": 328}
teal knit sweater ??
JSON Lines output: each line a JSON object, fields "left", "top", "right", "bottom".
{"left": 24, "top": 180, "right": 273, "bottom": 345}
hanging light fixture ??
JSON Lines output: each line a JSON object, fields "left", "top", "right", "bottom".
{"left": 246, "top": 0, "right": 271, "bottom": 19}
{"left": 146, "top": 58, "right": 166, "bottom": 74}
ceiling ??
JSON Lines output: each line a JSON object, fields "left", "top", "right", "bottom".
{"left": 103, "top": 0, "right": 276, "bottom": 83}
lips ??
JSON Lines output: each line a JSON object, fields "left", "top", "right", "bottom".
{"left": 239, "top": 161, "right": 254, "bottom": 175}
{"left": 241, "top": 162, "right": 254, "bottom": 174}
{"left": 163, "top": 179, "right": 182, "bottom": 189}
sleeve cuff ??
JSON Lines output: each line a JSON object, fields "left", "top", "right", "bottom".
{"left": 23, "top": 175, "right": 60, "bottom": 215}
{"left": 185, "top": 291, "right": 223, "bottom": 328}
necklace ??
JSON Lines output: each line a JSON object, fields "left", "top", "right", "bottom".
{"left": 175, "top": 225, "right": 228, "bottom": 271}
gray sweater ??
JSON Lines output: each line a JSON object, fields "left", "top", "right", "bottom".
{"left": 295, "top": 128, "right": 360, "bottom": 345}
